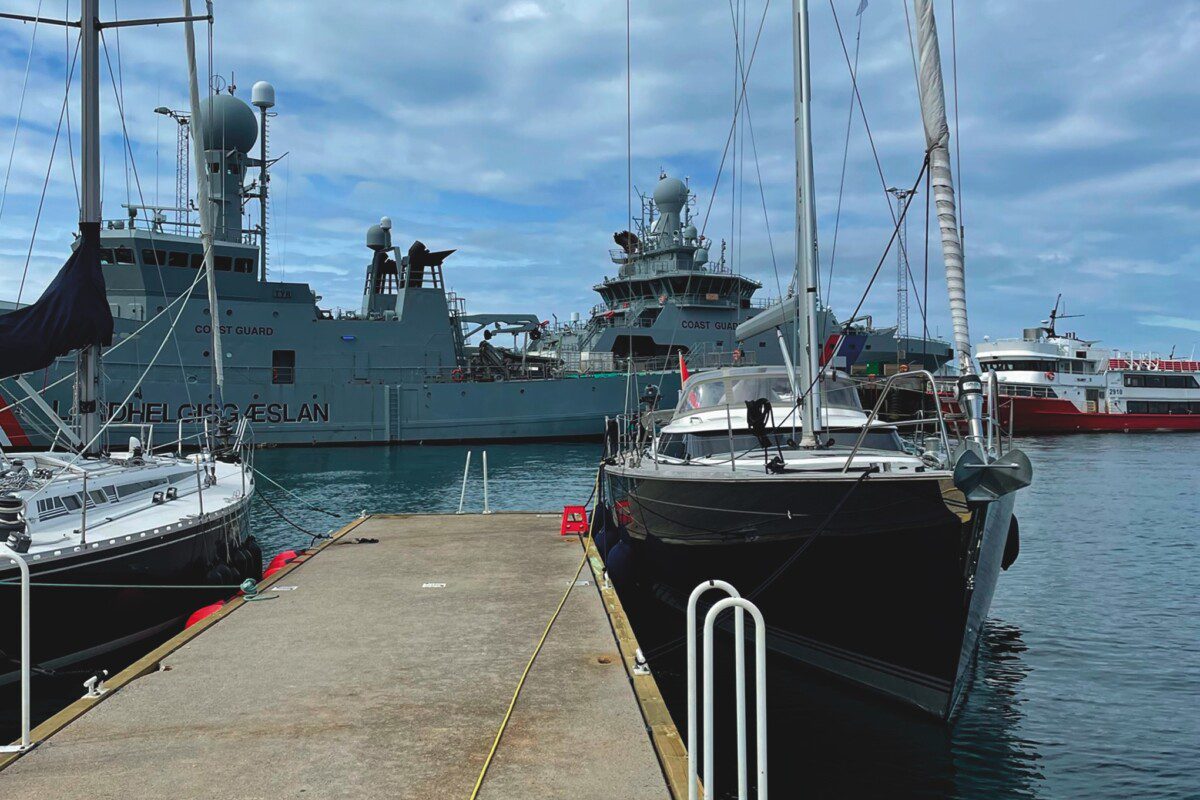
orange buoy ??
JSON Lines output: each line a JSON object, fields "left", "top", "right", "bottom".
{"left": 262, "top": 565, "right": 283, "bottom": 580}
{"left": 185, "top": 600, "right": 225, "bottom": 628}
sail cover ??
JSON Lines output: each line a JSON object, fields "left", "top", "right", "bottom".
{"left": 0, "top": 222, "right": 113, "bottom": 380}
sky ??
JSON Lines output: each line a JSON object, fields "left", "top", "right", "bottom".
{"left": 1, "top": 0, "right": 1199, "bottom": 356}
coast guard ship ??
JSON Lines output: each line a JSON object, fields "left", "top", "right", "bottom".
{"left": 534, "top": 173, "right": 954, "bottom": 375}
{"left": 0, "top": 83, "right": 677, "bottom": 447}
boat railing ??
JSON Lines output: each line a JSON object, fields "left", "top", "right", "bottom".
{"left": 684, "top": 582, "right": 767, "bottom": 800}
{"left": 0, "top": 541, "right": 31, "bottom": 754}
{"left": 843, "top": 370, "right": 953, "bottom": 473}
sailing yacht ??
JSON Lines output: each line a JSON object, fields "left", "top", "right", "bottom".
{"left": 0, "top": 1, "right": 257, "bottom": 683}
{"left": 602, "top": 0, "right": 1033, "bottom": 719}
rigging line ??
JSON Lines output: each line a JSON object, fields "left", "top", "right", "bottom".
{"left": 16, "top": 31, "right": 82, "bottom": 308}
{"left": 901, "top": 0, "right": 921, "bottom": 97}
{"left": 625, "top": 0, "right": 631, "bottom": 240}
{"left": 827, "top": 0, "right": 918, "bottom": 283}
{"left": 737, "top": 88, "right": 780, "bottom": 299}
{"left": 99, "top": 30, "right": 195, "bottom": 407}
{"left": 950, "top": 0, "right": 963, "bottom": 239}
{"left": 112, "top": 0, "right": 130, "bottom": 205}
{"left": 0, "top": 0, "right": 44, "bottom": 231}
{"left": 252, "top": 467, "right": 341, "bottom": 519}
{"left": 824, "top": 2, "right": 865, "bottom": 313}
{"left": 257, "top": 489, "right": 331, "bottom": 547}
{"left": 65, "top": 0, "right": 79, "bottom": 210}
{"left": 699, "top": 0, "right": 770, "bottom": 238}
{"left": 791, "top": 157, "right": 928, "bottom": 412}
{"left": 22, "top": 262, "right": 213, "bottom": 505}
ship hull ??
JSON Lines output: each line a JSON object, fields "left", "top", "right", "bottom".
{"left": 0, "top": 500, "right": 255, "bottom": 684}
{"left": 1, "top": 369, "right": 681, "bottom": 448}
{"left": 997, "top": 396, "right": 1200, "bottom": 434}
{"left": 603, "top": 468, "right": 1016, "bottom": 719}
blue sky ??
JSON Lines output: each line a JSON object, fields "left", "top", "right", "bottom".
{"left": 1, "top": 0, "right": 1199, "bottom": 355}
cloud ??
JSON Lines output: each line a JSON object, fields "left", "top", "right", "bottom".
{"left": 0, "top": 0, "right": 1196, "bottom": 354}
{"left": 1138, "top": 315, "right": 1200, "bottom": 334}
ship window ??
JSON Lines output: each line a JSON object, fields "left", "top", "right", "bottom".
{"left": 215, "top": 255, "right": 232, "bottom": 272}
{"left": 61, "top": 494, "right": 81, "bottom": 511}
{"left": 113, "top": 247, "right": 135, "bottom": 265}
{"left": 234, "top": 258, "right": 254, "bottom": 274}
{"left": 190, "top": 253, "right": 204, "bottom": 269}
{"left": 99, "top": 248, "right": 116, "bottom": 265}
{"left": 168, "top": 251, "right": 190, "bottom": 268}
{"left": 1145, "top": 375, "right": 1165, "bottom": 388}
{"left": 142, "top": 249, "right": 167, "bottom": 266}
{"left": 272, "top": 350, "right": 295, "bottom": 384}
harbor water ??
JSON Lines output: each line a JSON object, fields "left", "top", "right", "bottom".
{"left": 7, "top": 437, "right": 1197, "bottom": 798}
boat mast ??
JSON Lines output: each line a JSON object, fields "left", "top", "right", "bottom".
{"left": 182, "top": 0, "right": 225, "bottom": 404}
{"left": 912, "top": 0, "right": 969, "bottom": 373}
{"left": 791, "top": 0, "right": 821, "bottom": 446}
{"left": 76, "top": 0, "right": 102, "bottom": 455}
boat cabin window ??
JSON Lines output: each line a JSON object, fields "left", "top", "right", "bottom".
{"left": 983, "top": 359, "right": 1056, "bottom": 372}
{"left": 658, "top": 428, "right": 903, "bottom": 459}
{"left": 272, "top": 350, "right": 296, "bottom": 385}
{"left": 234, "top": 258, "right": 254, "bottom": 274}
{"left": 112, "top": 246, "right": 135, "bottom": 265}
{"left": 677, "top": 372, "right": 861, "bottom": 414}
{"left": 215, "top": 255, "right": 232, "bottom": 272}
{"left": 190, "top": 253, "right": 204, "bottom": 269}
{"left": 1124, "top": 374, "right": 1197, "bottom": 389}
{"left": 1126, "top": 400, "right": 1200, "bottom": 414}
{"left": 168, "top": 251, "right": 190, "bottom": 268}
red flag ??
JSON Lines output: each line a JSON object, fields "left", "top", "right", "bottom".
{"left": 678, "top": 352, "right": 690, "bottom": 382}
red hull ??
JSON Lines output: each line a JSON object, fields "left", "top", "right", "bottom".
{"left": 996, "top": 396, "right": 1200, "bottom": 434}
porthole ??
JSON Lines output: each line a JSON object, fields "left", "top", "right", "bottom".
{"left": 273, "top": 311, "right": 279, "bottom": 318}
{"left": 203, "top": 350, "right": 210, "bottom": 358}
{"left": 226, "top": 309, "right": 233, "bottom": 317}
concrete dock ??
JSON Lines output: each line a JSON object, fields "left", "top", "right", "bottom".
{"left": 0, "top": 513, "right": 687, "bottom": 799}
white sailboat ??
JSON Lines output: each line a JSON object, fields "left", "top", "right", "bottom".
{"left": 601, "top": 0, "right": 1032, "bottom": 719}
{"left": 0, "top": 1, "right": 257, "bottom": 694}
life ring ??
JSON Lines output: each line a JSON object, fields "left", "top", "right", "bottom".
{"left": 451, "top": 368, "right": 464, "bottom": 383}
{"left": 1045, "top": 371, "right": 1055, "bottom": 380}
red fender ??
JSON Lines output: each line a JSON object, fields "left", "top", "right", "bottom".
{"left": 185, "top": 600, "right": 225, "bottom": 629}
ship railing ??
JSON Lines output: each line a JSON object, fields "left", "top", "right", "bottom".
{"left": 843, "top": 370, "right": 954, "bottom": 472}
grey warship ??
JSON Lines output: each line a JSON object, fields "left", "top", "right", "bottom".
{"left": 535, "top": 173, "right": 953, "bottom": 374}
{"left": 0, "top": 84, "right": 676, "bottom": 448}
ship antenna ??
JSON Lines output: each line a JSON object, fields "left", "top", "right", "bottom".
{"left": 252, "top": 81, "right": 276, "bottom": 281}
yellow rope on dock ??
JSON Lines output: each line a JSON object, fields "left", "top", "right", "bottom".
{"left": 466, "top": 468, "right": 601, "bottom": 800}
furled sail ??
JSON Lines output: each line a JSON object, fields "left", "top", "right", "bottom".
{"left": 0, "top": 222, "right": 113, "bottom": 380}
{"left": 913, "top": 0, "right": 971, "bottom": 371}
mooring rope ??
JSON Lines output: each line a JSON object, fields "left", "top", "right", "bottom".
{"left": 467, "top": 466, "right": 601, "bottom": 800}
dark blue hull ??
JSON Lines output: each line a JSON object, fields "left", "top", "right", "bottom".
{"left": 604, "top": 469, "right": 1016, "bottom": 719}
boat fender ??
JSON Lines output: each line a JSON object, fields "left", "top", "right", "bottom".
{"left": 1045, "top": 371, "right": 1055, "bottom": 380}
{"left": 262, "top": 565, "right": 284, "bottom": 580}
{"left": 266, "top": 549, "right": 299, "bottom": 572}
{"left": 606, "top": 539, "right": 634, "bottom": 588}
{"left": 1001, "top": 516, "right": 1020, "bottom": 571}
{"left": 185, "top": 600, "right": 225, "bottom": 628}
{"left": 206, "top": 563, "right": 237, "bottom": 586}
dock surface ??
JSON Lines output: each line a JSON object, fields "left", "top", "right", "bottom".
{"left": 0, "top": 513, "right": 677, "bottom": 799}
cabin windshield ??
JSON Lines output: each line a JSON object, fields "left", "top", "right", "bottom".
{"left": 675, "top": 371, "right": 861, "bottom": 415}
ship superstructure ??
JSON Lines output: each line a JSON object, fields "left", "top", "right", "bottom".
{"left": 0, "top": 85, "right": 673, "bottom": 447}
{"left": 536, "top": 173, "right": 954, "bottom": 375}
{"left": 977, "top": 303, "right": 1200, "bottom": 432}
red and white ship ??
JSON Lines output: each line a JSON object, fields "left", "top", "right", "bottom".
{"left": 975, "top": 307, "right": 1200, "bottom": 434}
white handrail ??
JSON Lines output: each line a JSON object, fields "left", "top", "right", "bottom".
{"left": 703, "top": 596, "right": 767, "bottom": 800}
{"left": 456, "top": 451, "right": 472, "bottom": 515}
{"left": 686, "top": 580, "right": 745, "bottom": 800}
{"left": 0, "top": 543, "right": 31, "bottom": 752}
{"left": 482, "top": 451, "right": 491, "bottom": 515}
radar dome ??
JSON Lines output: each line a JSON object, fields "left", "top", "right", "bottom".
{"left": 653, "top": 175, "right": 688, "bottom": 215}
{"left": 251, "top": 81, "right": 275, "bottom": 109}
{"left": 682, "top": 224, "right": 698, "bottom": 242}
{"left": 196, "top": 94, "right": 258, "bottom": 153}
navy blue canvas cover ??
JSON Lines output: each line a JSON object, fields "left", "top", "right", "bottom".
{"left": 0, "top": 222, "right": 113, "bottom": 379}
